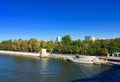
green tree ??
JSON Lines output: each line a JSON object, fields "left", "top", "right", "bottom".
{"left": 61, "top": 35, "right": 72, "bottom": 54}
{"left": 28, "top": 38, "right": 40, "bottom": 52}
{"left": 97, "top": 48, "right": 108, "bottom": 56}
{"left": 40, "top": 40, "right": 46, "bottom": 48}
{"left": 46, "top": 41, "right": 54, "bottom": 52}
{"left": 62, "top": 35, "right": 72, "bottom": 45}
{"left": 1, "top": 39, "right": 13, "bottom": 45}
{"left": 54, "top": 42, "right": 63, "bottom": 53}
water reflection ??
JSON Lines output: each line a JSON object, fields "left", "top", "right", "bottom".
{"left": 0, "top": 55, "right": 115, "bottom": 82}
{"left": 40, "top": 58, "right": 49, "bottom": 69}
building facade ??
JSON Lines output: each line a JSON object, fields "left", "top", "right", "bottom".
{"left": 85, "top": 36, "right": 97, "bottom": 41}
{"left": 56, "top": 36, "right": 61, "bottom": 42}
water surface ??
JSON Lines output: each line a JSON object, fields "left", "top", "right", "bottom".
{"left": 0, "top": 54, "right": 119, "bottom": 82}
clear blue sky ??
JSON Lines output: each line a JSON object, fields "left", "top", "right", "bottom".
{"left": 0, "top": 0, "right": 120, "bottom": 41}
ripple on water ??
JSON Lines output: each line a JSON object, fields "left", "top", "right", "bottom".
{"left": 0, "top": 55, "right": 116, "bottom": 82}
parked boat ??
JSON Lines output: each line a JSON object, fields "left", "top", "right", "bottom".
{"left": 94, "top": 61, "right": 120, "bottom": 68}
{"left": 108, "top": 62, "right": 120, "bottom": 67}
{"left": 69, "top": 55, "right": 96, "bottom": 63}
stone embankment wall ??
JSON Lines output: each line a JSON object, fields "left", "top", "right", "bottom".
{"left": 49, "top": 54, "right": 75, "bottom": 60}
{"left": 0, "top": 50, "right": 40, "bottom": 57}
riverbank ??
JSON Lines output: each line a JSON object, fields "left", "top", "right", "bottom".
{"left": 0, "top": 50, "right": 40, "bottom": 57}
{"left": 0, "top": 50, "right": 75, "bottom": 60}
{"left": 0, "top": 50, "right": 120, "bottom": 67}
{"left": 49, "top": 53, "right": 75, "bottom": 60}
{"left": 0, "top": 50, "right": 96, "bottom": 63}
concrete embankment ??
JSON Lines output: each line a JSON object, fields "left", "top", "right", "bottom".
{"left": 0, "top": 51, "right": 95, "bottom": 63}
{"left": 0, "top": 50, "right": 74, "bottom": 60}
{"left": 0, "top": 50, "right": 40, "bottom": 57}
{"left": 95, "top": 56, "right": 120, "bottom": 67}
{"left": 1, "top": 50, "right": 119, "bottom": 67}
{"left": 49, "top": 54, "right": 75, "bottom": 60}
{"left": 0, "top": 50, "right": 98, "bottom": 64}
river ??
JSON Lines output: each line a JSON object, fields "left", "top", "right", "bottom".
{"left": 0, "top": 54, "right": 120, "bottom": 82}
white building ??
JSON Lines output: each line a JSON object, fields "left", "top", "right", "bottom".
{"left": 56, "top": 36, "right": 61, "bottom": 42}
{"left": 112, "top": 52, "right": 120, "bottom": 57}
{"left": 85, "top": 36, "right": 97, "bottom": 41}
{"left": 40, "top": 49, "right": 50, "bottom": 57}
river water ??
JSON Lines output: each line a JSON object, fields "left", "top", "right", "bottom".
{"left": 0, "top": 54, "right": 120, "bottom": 82}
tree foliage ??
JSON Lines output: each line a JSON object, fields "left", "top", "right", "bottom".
{"left": 0, "top": 35, "right": 120, "bottom": 56}
{"left": 62, "top": 35, "right": 72, "bottom": 45}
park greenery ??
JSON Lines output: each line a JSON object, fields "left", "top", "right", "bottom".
{"left": 0, "top": 35, "right": 120, "bottom": 56}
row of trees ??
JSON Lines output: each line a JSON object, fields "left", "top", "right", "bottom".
{"left": 0, "top": 35, "right": 120, "bottom": 56}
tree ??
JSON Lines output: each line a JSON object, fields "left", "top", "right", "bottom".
{"left": 97, "top": 48, "right": 108, "bottom": 56}
{"left": 73, "top": 46, "right": 81, "bottom": 54}
{"left": 20, "top": 40, "right": 28, "bottom": 52}
{"left": 53, "top": 42, "right": 62, "bottom": 53}
{"left": 87, "top": 48, "right": 97, "bottom": 56}
{"left": 62, "top": 35, "right": 72, "bottom": 45}
{"left": 0, "top": 36, "right": 120, "bottom": 56}
{"left": 46, "top": 41, "right": 54, "bottom": 52}
{"left": 61, "top": 35, "right": 72, "bottom": 54}
{"left": 13, "top": 39, "right": 23, "bottom": 51}
{"left": 28, "top": 38, "right": 40, "bottom": 52}
{"left": 1, "top": 39, "right": 13, "bottom": 45}
{"left": 40, "top": 40, "right": 46, "bottom": 48}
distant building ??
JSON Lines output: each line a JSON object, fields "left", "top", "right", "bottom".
{"left": 85, "top": 36, "right": 97, "bottom": 41}
{"left": 99, "top": 37, "right": 106, "bottom": 40}
{"left": 112, "top": 52, "right": 120, "bottom": 57}
{"left": 112, "top": 37, "right": 116, "bottom": 39}
{"left": 56, "top": 36, "right": 61, "bottom": 42}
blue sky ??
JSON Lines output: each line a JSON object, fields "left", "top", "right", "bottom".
{"left": 0, "top": 0, "right": 120, "bottom": 41}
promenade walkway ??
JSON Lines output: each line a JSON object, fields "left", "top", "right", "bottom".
{"left": 0, "top": 50, "right": 40, "bottom": 57}
{"left": 98, "top": 56, "right": 120, "bottom": 61}
{"left": 49, "top": 54, "right": 75, "bottom": 60}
